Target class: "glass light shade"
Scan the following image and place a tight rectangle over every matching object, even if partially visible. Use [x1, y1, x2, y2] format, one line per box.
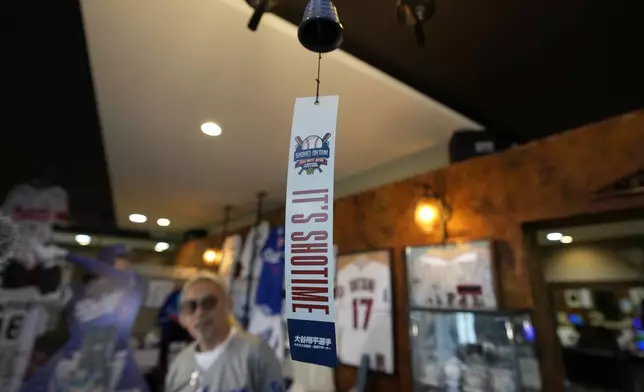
[414, 196, 444, 233]
[203, 248, 223, 265]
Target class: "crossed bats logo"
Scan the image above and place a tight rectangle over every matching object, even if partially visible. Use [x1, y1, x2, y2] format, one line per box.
[293, 133, 332, 175]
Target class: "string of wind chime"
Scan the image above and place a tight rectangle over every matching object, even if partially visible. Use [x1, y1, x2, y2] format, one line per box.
[297, 0, 344, 101]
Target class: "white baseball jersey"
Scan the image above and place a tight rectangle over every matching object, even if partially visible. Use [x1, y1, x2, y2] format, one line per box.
[409, 245, 496, 310]
[230, 278, 254, 324]
[238, 221, 270, 279]
[413, 311, 460, 364]
[289, 360, 335, 392]
[359, 313, 394, 373]
[1, 184, 68, 268]
[247, 307, 284, 361]
[412, 310, 480, 388]
[335, 259, 394, 373]
[219, 234, 242, 287]
[0, 288, 48, 392]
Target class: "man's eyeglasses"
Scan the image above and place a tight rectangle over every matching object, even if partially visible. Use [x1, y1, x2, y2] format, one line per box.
[179, 295, 218, 315]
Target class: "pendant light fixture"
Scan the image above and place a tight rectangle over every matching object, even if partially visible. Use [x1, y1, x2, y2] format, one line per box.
[203, 205, 233, 270]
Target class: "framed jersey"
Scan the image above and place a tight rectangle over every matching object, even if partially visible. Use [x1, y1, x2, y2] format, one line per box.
[335, 249, 395, 374]
[0, 288, 45, 392]
[1, 184, 69, 269]
[406, 240, 498, 311]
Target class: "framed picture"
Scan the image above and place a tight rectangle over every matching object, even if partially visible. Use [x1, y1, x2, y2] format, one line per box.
[335, 249, 395, 374]
[408, 309, 541, 391]
[406, 240, 498, 310]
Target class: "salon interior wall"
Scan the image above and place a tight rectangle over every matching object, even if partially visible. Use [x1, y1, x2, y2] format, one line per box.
[175, 110, 644, 392]
[203, 143, 451, 236]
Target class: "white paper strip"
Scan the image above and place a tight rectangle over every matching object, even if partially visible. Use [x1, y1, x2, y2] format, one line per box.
[284, 96, 339, 368]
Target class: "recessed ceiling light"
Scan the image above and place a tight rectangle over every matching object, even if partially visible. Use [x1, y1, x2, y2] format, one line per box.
[129, 213, 147, 223]
[560, 236, 573, 244]
[154, 242, 170, 252]
[75, 234, 91, 246]
[157, 218, 171, 227]
[546, 232, 563, 241]
[201, 122, 222, 136]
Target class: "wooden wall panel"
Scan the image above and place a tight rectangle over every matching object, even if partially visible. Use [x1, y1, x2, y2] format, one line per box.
[175, 110, 644, 392]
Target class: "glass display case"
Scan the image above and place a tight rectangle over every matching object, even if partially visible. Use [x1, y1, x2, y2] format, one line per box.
[409, 309, 542, 392]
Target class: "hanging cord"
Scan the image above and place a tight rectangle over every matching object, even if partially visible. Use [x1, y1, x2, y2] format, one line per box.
[315, 53, 322, 105]
[242, 192, 266, 329]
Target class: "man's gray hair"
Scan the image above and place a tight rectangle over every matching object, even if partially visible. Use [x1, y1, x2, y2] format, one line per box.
[181, 271, 229, 299]
[180, 271, 241, 328]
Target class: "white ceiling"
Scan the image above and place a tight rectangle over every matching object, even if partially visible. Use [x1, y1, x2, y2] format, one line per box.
[52, 232, 178, 253]
[80, 0, 479, 231]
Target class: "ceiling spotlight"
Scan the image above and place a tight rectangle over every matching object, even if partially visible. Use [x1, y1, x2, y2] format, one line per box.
[75, 234, 91, 246]
[157, 218, 171, 227]
[546, 232, 563, 241]
[129, 213, 147, 223]
[560, 236, 573, 244]
[201, 122, 222, 136]
[154, 242, 170, 252]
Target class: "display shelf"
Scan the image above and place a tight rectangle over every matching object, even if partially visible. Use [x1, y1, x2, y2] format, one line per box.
[409, 309, 542, 392]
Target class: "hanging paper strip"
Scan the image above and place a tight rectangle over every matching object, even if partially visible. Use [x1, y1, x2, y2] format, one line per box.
[284, 96, 339, 368]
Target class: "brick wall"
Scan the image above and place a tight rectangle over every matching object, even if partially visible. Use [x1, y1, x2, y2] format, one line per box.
[175, 109, 644, 391]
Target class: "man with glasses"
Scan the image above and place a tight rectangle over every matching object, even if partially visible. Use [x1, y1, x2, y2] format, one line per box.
[166, 272, 284, 392]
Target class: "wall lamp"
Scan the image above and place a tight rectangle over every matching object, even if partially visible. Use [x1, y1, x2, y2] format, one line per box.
[414, 184, 451, 241]
[203, 205, 232, 269]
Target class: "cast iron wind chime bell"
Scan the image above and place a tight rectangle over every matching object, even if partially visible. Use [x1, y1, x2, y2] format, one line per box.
[298, 0, 344, 53]
[246, 0, 344, 55]
[396, 0, 436, 47]
[246, 0, 344, 103]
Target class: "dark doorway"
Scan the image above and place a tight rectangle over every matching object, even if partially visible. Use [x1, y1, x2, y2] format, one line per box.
[524, 211, 644, 392]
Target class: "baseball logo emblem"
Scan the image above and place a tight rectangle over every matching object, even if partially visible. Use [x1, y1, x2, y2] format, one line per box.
[293, 133, 332, 175]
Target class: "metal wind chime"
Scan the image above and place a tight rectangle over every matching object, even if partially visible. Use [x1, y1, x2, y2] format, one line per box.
[247, 0, 344, 99]
[296, 0, 344, 54]
[247, 0, 344, 54]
